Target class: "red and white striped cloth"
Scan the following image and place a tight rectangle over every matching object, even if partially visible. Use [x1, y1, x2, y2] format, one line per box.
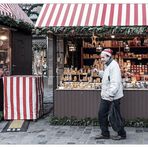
[35, 3, 148, 27]
[3, 76, 44, 120]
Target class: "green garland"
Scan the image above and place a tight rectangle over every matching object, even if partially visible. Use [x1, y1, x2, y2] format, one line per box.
[34, 26, 148, 38]
[0, 15, 34, 33]
[49, 116, 148, 127]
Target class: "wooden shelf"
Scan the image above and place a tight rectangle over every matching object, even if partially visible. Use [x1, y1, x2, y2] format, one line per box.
[83, 58, 98, 60]
[103, 46, 148, 49]
[81, 45, 148, 68]
[123, 57, 148, 60]
[83, 47, 96, 49]
[63, 73, 88, 76]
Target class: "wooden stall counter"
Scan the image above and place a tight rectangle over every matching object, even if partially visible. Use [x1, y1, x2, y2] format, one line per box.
[54, 89, 148, 120]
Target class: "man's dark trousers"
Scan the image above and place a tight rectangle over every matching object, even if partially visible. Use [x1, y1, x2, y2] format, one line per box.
[98, 98, 126, 137]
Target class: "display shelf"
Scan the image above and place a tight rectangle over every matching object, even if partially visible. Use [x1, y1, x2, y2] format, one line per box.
[123, 57, 148, 59]
[83, 58, 100, 59]
[81, 47, 100, 67]
[102, 46, 148, 49]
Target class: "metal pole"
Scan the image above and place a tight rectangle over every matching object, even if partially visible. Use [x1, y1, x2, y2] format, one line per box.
[53, 35, 57, 116]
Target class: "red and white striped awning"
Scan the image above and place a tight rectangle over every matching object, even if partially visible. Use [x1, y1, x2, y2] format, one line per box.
[35, 3, 148, 27]
[0, 4, 33, 25]
[0, 4, 14, 18]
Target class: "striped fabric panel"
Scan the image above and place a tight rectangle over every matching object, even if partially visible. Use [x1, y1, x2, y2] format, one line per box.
[35, 3, 148, 27]
[3, 76, 43, 120]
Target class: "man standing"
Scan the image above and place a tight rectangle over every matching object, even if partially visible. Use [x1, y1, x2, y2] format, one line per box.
[94, 49, 126, 140]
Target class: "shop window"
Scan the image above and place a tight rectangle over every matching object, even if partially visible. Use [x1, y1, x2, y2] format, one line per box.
[0, 28, 11, 75]
[33, 49, 47, 76]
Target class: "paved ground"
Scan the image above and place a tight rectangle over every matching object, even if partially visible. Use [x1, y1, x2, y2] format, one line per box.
[0, 87, 148, 144]
[1, 114, 148, 144]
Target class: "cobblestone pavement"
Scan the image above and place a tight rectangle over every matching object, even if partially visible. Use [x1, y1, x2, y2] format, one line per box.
[0, 87, 148, 144]
[1, 114, 148, 144]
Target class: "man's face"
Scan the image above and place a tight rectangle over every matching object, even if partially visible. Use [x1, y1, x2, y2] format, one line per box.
[100, 53, 110, 64]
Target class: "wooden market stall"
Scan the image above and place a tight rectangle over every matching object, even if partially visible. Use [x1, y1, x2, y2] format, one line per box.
[0, 4, 44, 120]
[35, 3, 148, 120]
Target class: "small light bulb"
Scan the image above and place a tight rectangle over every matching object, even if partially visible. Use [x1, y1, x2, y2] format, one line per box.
[111, 35, 115, 39]
[0, 35, 8, 40]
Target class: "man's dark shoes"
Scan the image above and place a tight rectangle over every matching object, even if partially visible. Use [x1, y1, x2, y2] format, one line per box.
[112, 135, 126, 140]
[95, 135, 110, 139]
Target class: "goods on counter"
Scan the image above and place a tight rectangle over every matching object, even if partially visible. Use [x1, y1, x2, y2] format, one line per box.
[58, 81, 101, 89]
[59, 67, 101, 89]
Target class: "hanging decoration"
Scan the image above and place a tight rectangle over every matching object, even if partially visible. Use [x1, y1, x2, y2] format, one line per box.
[91, 32, 98, 47]
[64, 46, 69, 65]
[68, 43, 76, 52]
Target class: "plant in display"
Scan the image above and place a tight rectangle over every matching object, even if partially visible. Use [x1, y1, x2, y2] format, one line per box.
[48, 116, 148, 127]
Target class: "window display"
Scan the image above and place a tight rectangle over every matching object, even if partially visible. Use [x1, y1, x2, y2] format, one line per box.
[33, 50, 47, 76]
[0, 28, 11, 76]
[57, 38, 148, 90]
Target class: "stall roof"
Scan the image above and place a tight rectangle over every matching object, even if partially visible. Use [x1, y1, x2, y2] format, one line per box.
[35, 3, 148, 27]
[0, 4, 33, 25]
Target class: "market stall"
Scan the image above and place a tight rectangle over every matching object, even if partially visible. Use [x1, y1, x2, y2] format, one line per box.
[35, 3, 148, 120]
[0, 4, 38, 120]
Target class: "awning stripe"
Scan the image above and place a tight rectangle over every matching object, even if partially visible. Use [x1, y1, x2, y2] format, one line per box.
[126, 4, 130, 26]
[81, 4, 89, 26]
[85, 4, 92, 26]
[69, 4, 78, 26]
[77, 4, 85, 26]
[134, 4, 138, 25]
[93, 4, 99, 26]
[61, 4, 70, 26]
[117, 4, 122, 26]
[109, 4, 114, 26]
[74, 4, 82, 26]
[104, 4, 110, 26]
[97, 4, 103, 26]
[146, 4, 148, 26]
[100, 4, 107, 26]
[142, 4, 146, 25]
[46, 4, 56, 27]
[138, 4, 143, 26]
[130, 4, 134, 25]
[38, 4, 49, 27]
[53, 4, 64, 26]
[35, 3, 148, 27]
